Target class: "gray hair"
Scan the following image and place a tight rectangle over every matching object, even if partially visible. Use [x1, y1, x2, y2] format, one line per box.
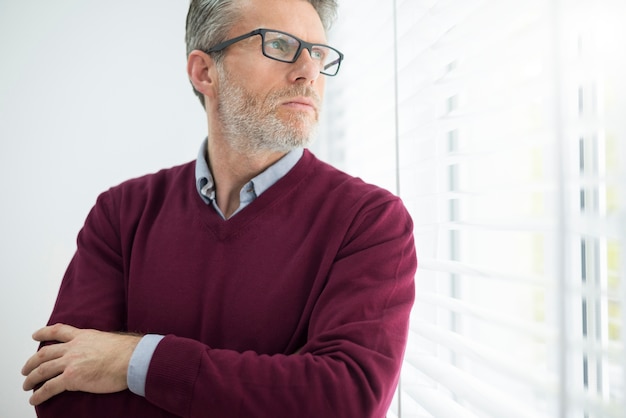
[185, 0, 338, 107]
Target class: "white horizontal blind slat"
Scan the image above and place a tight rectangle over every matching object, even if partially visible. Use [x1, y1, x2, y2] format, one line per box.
[407, 354, 549, 418]
[408, 322, 558, 393]
[414, 292, 624, 361]
[415, 291, 553, 339]
[401, 386, 480, 418]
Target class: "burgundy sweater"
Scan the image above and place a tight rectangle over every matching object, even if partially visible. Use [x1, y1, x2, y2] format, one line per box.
[37, 150, 417, 418]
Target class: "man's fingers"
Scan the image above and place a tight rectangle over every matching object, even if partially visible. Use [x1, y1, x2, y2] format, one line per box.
[22, 325, 137, 403]
[22, 355, 65, 392]
[21, 342, 64, 376]
[32, 323, 78, 343]
[28, 374, 67, 406]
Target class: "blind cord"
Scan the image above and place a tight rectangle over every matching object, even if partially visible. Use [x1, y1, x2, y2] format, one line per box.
[550, 0, 571, 416]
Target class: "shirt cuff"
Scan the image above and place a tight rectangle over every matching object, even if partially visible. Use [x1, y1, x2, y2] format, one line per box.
[127, 334, 165, 397]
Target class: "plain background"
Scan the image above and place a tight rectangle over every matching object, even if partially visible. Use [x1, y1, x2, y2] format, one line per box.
[0, 2, 210, 416]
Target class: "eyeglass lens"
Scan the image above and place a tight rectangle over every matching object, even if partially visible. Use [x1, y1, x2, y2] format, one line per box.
[262, 31, 341, 76]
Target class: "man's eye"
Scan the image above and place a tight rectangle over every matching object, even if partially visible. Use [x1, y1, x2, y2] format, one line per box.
[266, 39, 290, 52]
[311, 48, 326, 60]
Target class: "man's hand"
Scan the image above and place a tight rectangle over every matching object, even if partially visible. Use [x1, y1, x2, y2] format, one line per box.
[21, 323, 141, 406]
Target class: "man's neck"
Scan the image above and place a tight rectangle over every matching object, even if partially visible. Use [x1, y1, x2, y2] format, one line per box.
[207, 136, 286, 219]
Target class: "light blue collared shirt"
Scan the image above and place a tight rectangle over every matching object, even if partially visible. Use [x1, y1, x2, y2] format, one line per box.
[127, 139, 303, 396]
[195, 138, 304, 218]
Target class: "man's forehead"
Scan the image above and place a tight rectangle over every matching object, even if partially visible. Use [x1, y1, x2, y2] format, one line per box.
[233, 0, 326, 40]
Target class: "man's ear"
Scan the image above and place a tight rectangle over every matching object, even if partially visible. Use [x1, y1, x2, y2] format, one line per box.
[187, 50, 219, 99]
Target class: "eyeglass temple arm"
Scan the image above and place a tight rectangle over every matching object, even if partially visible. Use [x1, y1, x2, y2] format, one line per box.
[323, 58, 341, 72]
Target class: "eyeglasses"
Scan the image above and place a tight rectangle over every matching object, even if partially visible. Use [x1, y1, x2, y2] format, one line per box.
[205, 28, 344, 76]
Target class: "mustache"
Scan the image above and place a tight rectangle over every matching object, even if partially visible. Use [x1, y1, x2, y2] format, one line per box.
[268, 86, 322, 108]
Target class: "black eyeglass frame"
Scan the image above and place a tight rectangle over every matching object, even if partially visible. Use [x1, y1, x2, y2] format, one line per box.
[204, 28, 344, 76]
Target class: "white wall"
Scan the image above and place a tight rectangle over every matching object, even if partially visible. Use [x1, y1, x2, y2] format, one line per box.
[0, 2, 206, 416]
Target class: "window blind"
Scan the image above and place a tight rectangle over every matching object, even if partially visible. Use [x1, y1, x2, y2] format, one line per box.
[316, 0, 626, 416]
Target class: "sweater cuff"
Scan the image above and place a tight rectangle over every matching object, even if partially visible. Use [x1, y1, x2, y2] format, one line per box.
[127, 334, 164, 396]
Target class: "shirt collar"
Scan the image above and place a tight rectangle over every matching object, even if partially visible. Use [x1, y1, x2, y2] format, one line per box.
[195, 137, 303, 205]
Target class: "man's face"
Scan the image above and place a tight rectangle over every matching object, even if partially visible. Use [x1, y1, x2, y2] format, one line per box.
[215, 63, 322, 154]
[213, 0, 328, 154]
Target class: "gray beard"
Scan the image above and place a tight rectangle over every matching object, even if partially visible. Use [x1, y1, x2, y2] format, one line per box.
[215, 66, 320, 155]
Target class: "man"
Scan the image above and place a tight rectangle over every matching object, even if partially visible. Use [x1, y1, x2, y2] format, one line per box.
[21, 0, 417, 417]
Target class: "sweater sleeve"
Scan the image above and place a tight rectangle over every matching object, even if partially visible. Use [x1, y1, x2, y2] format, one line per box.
[34, 191, 173, 417]
[144, 195, 417, 418]
[44, 191, 127, 331]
